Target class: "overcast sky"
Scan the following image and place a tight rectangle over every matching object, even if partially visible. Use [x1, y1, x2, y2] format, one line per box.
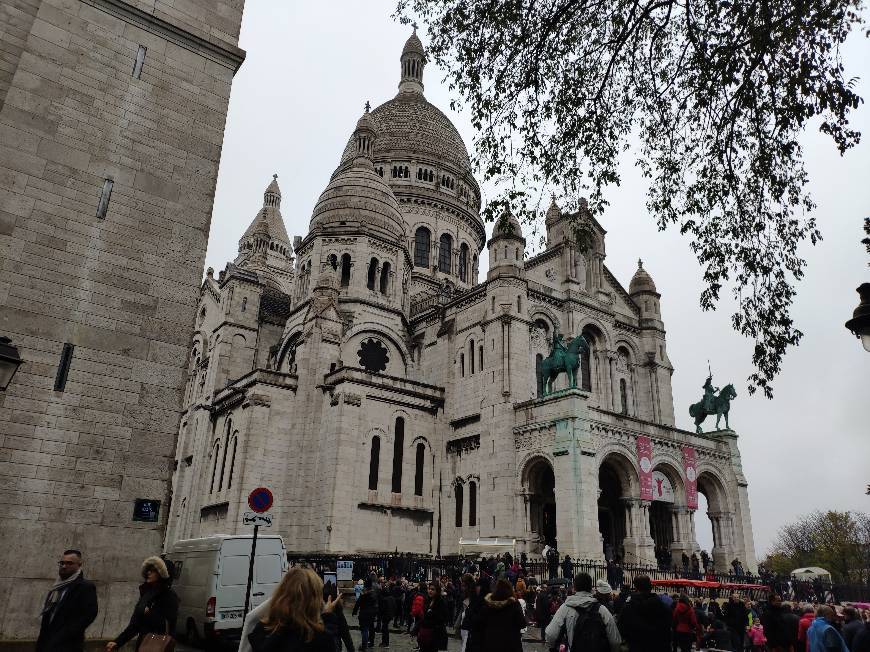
[206, 2, 870, 560]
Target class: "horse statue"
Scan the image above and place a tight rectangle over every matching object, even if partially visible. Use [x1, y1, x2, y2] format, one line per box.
[688, 381, 737, 434]
[539, 333, 589, 396]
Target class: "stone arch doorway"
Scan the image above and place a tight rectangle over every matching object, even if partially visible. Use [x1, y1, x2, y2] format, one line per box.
[696, 471, 732, 571]
[525, 458, 557, 548]
[649, 464, 683, 568]
[598, 452, 636, 562]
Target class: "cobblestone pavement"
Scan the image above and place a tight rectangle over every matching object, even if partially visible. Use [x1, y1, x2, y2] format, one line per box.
[176, 622, 548, 651]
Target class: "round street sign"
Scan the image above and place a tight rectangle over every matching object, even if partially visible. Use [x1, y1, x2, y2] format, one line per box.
[248, 487, 273, 513]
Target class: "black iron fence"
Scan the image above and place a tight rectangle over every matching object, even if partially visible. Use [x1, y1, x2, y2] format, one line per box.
[286, 553, 870, 603]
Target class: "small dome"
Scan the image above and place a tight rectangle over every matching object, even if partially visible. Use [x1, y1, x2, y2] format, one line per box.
[546, 196, 561, 225]
[629, 259, 657, 294]
[310, 164, 405, 239]
[402, 30, 425, 56]
[495, 211, 523, 238]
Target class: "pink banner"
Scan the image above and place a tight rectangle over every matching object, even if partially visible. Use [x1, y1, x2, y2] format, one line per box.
[682, 446, 698, 509]
[636, 436, 653, 501]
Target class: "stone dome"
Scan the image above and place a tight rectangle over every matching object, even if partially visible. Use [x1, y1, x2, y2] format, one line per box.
[493, 211, 524, 240]
[338, 92, 473, 173]
[629, 259, 657, 294]
[402, 30, 425, 56]
[310, 161, 405, 239]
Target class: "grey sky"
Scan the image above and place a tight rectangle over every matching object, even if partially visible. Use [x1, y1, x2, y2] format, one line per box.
[206, 2, 870, 560]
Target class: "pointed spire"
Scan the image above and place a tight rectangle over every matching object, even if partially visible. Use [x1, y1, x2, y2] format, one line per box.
[546, 194, 561, 224]
[264, 173, 281, 208]
[399, 28, 426, 94]
[351, 105, 376, 167]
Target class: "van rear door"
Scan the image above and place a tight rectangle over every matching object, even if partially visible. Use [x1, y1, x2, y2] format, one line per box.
[215, 538, 284, 630]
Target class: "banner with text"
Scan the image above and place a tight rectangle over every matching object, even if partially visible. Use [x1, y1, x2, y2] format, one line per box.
[682, 446, 698, 509]
[636, 436, 653, 501]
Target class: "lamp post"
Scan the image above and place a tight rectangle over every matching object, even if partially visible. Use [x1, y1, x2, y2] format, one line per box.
[0, 337, 24, 390]
[845, 283, 870, 353]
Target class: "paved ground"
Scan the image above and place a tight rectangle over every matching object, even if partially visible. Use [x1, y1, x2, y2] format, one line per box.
[176, 620, 549, 651]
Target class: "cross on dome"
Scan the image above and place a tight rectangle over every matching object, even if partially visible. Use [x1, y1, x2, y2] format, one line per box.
[364, 100, 371, 113]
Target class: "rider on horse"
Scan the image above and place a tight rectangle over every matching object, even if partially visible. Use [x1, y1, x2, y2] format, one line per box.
[551, 332, 568, 359]
[702, 375, 719, 414]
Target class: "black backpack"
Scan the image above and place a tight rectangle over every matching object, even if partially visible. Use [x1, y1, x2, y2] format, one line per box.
[569, 601, 609, 652]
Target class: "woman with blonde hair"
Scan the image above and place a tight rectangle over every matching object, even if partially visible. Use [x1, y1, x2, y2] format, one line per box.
[246, 567, 338, 652]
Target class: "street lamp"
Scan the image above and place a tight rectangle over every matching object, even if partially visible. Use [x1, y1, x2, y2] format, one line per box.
[0, 336, 24, 390]
[845, 283, 870, 353]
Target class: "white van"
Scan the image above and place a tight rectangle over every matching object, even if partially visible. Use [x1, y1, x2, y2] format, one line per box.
[168, 535, 287, 646]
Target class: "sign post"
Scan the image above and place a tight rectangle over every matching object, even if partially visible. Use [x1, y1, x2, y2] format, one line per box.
[243, 487, 273, 623]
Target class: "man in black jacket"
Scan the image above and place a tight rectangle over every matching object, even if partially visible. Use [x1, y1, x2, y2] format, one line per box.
[723, 593, 748, 651]
[617, 575, 672, 652]
[37, 549, 98, 652]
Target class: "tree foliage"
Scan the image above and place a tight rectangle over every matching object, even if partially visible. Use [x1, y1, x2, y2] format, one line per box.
[764, 510, 870, 583]
[396, 0, 866, 396]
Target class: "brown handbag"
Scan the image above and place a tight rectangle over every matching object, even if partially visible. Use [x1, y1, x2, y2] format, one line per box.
[138, 617, 175, 652]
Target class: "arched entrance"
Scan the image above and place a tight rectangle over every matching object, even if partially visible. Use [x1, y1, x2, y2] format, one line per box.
[526, 458, 557, 548]
[598, 453, 637, 561]
[695, 471, 732, 572]
[649, 466, 679, 568]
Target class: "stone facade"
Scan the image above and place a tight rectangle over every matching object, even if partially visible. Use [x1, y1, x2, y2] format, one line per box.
[0, 0, 245, 640]
[167, 33, 757, 593]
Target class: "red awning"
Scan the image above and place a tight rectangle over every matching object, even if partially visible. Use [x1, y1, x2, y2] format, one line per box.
[651, 578, 769, 591]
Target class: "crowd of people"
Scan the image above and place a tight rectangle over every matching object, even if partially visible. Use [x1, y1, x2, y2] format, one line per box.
[33, 546, 870, 652]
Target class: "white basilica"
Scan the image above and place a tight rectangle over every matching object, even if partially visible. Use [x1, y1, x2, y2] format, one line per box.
[165, 31, 757, 572]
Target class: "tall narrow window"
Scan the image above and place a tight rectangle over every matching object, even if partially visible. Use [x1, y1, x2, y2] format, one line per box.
[469, 481, 477, 526]
[391, 418, 404, 493]
[227, 435, 238, 489]
[455, 483, 464, 527]
[414, 443, 425, 496]
[620, 378, 628, 415]
[438, 234, 452, 273]
[414, 227, 430, 268]
[469, 339, 475, 374]
[380, 262, 391, 294]
[340, 253, 351, 287]
[367, 258, 378, 290]
[459, 243, 468, 282]
[581, 338, 592, 391]
[479, 345, 484, 370]
[536, 354, 544, 397]
[209, 442, 220, 494]
[96, 179, 113, 219]
[368, 436, 381, 491]
[54, 343, 74, 391]
[132, 45, 147, 78]
[460, 353, 465, 377]
[218, 420, 231, 491]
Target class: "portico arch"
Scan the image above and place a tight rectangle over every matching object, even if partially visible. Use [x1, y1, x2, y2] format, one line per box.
[597, 451, 639, 562]
[649, 461, 685, 568]
[521, 456, 557, 549]
[695, 469, 734, 572]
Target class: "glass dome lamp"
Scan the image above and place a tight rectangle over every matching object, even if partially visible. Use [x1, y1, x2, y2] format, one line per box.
[845, 283, 870, 353]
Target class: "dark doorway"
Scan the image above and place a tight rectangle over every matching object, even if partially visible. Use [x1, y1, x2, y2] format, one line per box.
[528, 460, 557, 548]
[598, 461, 627, 561]
[649, 500, 674, 568]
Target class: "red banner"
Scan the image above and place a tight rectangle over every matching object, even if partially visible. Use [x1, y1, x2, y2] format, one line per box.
[636, 436, 653, 501]
[682, 446, 698, 509]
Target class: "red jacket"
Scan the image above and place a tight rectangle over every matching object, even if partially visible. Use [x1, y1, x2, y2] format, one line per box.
[798, 612, 815, 651]
[673, 602, 701, 635]
[411, 594, 425, 618]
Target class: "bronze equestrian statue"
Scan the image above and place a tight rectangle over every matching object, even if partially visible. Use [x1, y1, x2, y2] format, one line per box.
[689, 375, 737, 433]
[539, 332, 589, 396]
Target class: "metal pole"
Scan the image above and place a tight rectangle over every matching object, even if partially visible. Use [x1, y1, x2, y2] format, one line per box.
[243, 524, 259, 623]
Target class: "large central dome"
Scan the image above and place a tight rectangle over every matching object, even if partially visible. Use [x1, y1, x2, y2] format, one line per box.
[338, 91, 473, 173]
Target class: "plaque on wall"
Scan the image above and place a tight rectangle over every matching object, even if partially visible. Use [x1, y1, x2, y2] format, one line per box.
[132, 499, 161, 522]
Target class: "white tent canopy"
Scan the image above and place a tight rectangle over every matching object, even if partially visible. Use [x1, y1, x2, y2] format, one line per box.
[458, 537, 516, 556]
[791, 566, 832, 580]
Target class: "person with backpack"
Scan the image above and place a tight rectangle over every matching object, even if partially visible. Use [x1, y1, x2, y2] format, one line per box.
[545, 573, 621, 652]
[617, 575, 672, 652]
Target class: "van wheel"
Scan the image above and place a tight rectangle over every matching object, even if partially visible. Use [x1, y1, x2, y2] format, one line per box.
[186, 619, 201, 648]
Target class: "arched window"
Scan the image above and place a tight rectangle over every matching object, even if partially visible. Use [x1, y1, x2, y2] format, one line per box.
[404, 166, 409, 178]
[368, 436, 380, 491]
[469, 481, 477, 526]
[417, 167, 422, 180]
[328, 253, 338, 270]
[414, 443, 425, 496]
[469, 339, 475, 374]
[479, 345, 484, 370]
[391, 418, 404, 493]
[459, 243, 468, 282]
[455, 483, 464, 527]
[367, 257, 378, 290]
[517, 295, 522, 313]
[414, 228, 430, 268]
[209, 442, 220, 494]
[340, 254, 351, 287]
[581, 329, 593, 391]
[380, 262, 390, 294]
[460, 353, 465, 377]
[227, 434, 238, 489]
[438, 234, 452, 273]
[620, 378, 628, 415]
